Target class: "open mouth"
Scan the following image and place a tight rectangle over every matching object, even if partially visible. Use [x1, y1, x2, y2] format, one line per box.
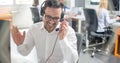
[48, 23, 54, 27]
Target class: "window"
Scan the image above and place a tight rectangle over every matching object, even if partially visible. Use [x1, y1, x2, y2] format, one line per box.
[90, 0, 100, 5]
[16, 0, 33, 4]
[0, 0, 13, 5]
[0, 0, 33, 5]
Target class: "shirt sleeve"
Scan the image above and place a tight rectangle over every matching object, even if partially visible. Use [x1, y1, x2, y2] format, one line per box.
[58, 26, 78, 63]
[104, 9, 116, 24]
[17, 27, 35, 56]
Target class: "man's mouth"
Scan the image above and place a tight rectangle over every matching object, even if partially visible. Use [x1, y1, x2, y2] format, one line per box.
[48, 23, 54, 27]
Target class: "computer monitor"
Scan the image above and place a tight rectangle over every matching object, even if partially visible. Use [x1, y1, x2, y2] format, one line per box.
[108, 0, 119, 11]
[90, 0, 100, 5]
[0, 20, 10, 63]
[112, 0, 119, 11]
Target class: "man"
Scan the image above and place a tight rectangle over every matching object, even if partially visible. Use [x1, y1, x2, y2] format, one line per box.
[12, 0, 78, 63]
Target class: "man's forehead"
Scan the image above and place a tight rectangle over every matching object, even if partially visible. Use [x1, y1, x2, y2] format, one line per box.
[45, 7, 62, 13]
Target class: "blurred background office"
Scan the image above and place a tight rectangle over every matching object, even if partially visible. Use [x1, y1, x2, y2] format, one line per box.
[0, 0, 120, 63]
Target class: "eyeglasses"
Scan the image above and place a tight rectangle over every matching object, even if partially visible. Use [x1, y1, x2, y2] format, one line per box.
[44, 14, 60, 22]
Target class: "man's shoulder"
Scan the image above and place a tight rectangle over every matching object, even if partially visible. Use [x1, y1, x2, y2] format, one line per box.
[68, 25, 75, 32]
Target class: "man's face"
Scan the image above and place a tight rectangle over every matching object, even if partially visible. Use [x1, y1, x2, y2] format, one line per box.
[43, 7, 62, 32]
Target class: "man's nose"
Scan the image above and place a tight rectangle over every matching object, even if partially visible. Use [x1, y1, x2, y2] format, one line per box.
[49, 19, 55, 24]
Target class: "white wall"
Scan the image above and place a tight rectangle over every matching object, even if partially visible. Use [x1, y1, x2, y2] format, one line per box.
[85, 0, 99, 10]
[12, 5, 33, 28]
[11, 0, 46, 28]
[65, 0, 75, 8]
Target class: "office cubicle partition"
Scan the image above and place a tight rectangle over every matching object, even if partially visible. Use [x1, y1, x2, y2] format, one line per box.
[0, 20, 10, 63]
[114, 28, 120, 58]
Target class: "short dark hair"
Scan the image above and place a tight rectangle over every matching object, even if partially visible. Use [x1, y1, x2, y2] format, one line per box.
[44, 0, 64, 10]
[40, 0, 64, 16]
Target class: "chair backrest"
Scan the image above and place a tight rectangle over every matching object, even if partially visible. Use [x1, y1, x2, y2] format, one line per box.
[83, 8, 98, 32]
[30, 7, 41, 23]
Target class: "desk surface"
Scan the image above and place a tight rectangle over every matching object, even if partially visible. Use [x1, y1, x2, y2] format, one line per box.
[0, 7, 12, 30]
[111, 22, 120, 27]
[0, 14, 12, 20]
[0, 7, 12, 21]
[105, 22, 120, 52]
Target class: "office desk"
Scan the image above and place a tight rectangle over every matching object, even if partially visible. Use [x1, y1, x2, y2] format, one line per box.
[0, 7, 12, 30]
[105, 22, 120, 53]
[69, 15, 85, 32]
[74, 15, 85, 33]
[111, 22, 120, 31]
[0, 13, 12, 20]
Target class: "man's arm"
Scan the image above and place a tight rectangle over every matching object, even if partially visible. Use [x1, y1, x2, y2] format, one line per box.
[12, 26, 26, 46]
[17, 26, 35, 56]
[59, 26, 78, 63]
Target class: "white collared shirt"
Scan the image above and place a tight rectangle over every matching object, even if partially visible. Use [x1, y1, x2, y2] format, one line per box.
[17, 22, 78, 63]
[97, 8, 116, 32]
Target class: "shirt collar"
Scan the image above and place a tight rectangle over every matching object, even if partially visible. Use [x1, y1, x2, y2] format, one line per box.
[40, 22, 61, 32]
[40, 22, 44, 30]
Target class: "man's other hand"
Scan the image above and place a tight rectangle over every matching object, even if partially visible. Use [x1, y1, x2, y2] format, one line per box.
[58, 20, 68, 40]
[12, 26, 26, 46]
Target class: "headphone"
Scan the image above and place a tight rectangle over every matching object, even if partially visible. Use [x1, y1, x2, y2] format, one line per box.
[40, 0, 64, 22]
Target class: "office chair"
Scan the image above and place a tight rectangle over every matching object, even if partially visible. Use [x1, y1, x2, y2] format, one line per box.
[30, 7, 42, 23]
[75, 32, 83, 55]
[75, 32, 83, 63]
[83, 8, 112, 57]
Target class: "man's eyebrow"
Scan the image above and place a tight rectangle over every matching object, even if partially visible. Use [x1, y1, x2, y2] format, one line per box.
[45, 14, 60, 18]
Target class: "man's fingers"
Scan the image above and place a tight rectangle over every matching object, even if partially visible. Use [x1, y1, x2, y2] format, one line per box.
[12, 26, 17, 38]
[12, 26, 16, 34]
[12, 26, 20, 40]
[61, 20, 68, 26]
[13, 26, 17, 33]
[15, 26, 19, 33]
[15, 26, 22, 36]
[11, 26, 26, 45]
